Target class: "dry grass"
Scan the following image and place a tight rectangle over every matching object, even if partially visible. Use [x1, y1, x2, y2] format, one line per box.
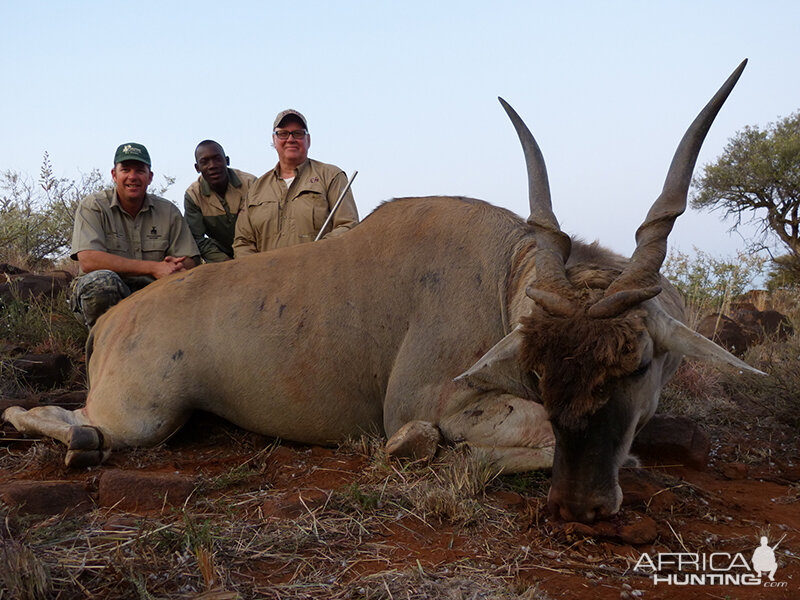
[2, 422, 793, 599]
[0, 249, 42, 274]
[0, 286, 87, 402]
[310, 566, 553, 599]
[764, 287, 800, 315]
[728, 328, 800, 428]
[659, 301, 800, 481]
[659, 360, 742, 427]
[662, 292, 800, 430]
[681, 287, 735, 331]
[0, 539, 52, 599]
[0, 437, 563, 599]
[0, 438, 68, 476]
[0, 288, 86, 356]
[331, 443, 511, 526]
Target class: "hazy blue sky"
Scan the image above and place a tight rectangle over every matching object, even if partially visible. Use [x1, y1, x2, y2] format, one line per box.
[2, 1, 798, 259]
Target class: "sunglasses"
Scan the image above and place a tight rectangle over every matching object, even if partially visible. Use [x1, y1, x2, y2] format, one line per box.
[273, 129, 308, 140]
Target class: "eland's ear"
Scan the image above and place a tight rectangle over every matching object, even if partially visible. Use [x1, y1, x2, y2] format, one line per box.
[454, 325, 538, 399]
[648, 309, 766, 375]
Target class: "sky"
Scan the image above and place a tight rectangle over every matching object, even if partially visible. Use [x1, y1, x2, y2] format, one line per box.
[2, 1, 798, 260]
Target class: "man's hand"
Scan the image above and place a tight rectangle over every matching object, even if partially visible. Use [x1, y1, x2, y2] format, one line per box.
[152, 256, 193, 279]
[174, 256, 197, 269]
[77, 250, 197, 279]
[151, 257, 183, 279]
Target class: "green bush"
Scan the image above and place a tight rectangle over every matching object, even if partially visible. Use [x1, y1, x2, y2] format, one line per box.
[0, 153, 107, 268]
[662, 247, 766, 325]
[765, 254, 800, 290]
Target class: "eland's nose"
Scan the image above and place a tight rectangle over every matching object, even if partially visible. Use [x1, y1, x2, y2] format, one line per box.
[547, 485, 622, 524]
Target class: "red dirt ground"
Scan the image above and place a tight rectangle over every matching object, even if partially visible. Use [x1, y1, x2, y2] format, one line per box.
[2, 406, 798, 599]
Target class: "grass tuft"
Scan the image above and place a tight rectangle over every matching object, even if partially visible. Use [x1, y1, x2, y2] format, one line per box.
[0, 288, 86, 355]
[0, 539, 52, 599]
[727, 328, 800, 428]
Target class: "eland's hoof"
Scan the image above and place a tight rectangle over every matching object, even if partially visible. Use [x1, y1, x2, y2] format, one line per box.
[65, 449, 104, 468]
[67, 425, 103, 451]
[386, 420, 441, 460]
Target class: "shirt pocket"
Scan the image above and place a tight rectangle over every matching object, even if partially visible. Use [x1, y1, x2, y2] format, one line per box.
[142, 238, 169, 261]
[250, 197, 281, 238]
[295, 191, 329, 239]
[106, 232, 130, 257]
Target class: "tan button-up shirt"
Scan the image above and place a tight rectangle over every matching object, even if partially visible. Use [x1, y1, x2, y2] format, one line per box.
[71, 188, 199, 274]
[184, 168, 256, 262]
[233, 159, 358, 256]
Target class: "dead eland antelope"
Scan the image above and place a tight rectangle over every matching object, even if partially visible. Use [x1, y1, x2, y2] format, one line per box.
[4, 60, 759, 523]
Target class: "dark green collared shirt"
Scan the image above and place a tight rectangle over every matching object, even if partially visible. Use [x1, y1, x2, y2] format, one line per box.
[184, 168, 256, 262]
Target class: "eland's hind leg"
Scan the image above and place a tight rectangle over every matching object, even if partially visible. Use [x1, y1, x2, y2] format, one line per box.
[2, 405, 110, 467]
[4, 384, 192, 468]
[82, 382, 193, 452]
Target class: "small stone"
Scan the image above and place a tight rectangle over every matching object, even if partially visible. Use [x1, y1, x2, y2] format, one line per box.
[261, 489, 328, 518]
[385, 420, 440, 460]
[632, 414, 710, 470]
[492, 490, 525, 509]
[591, 520, 617, 538]
[98, 470, 195, 512]
[620, 468, 678, 511]
[618, 514, 657, 545]
[9, 353, 71, 388]
[719, 462, 748, 480]
[0, 480, 92, 516]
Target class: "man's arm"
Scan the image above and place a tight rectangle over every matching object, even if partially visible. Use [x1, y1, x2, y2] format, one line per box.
[77, 250, 189, 279]
[184, 192, 229, 262]
[232, 204, 258, 257]
[323, 170, 359, 239]
[164, 202, 201, 266]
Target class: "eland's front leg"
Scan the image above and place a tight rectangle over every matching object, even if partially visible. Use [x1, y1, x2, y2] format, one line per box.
[438, 394, 555, 472]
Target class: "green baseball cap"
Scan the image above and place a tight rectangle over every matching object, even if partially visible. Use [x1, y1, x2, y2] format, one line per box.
[114, 142, 151, 166]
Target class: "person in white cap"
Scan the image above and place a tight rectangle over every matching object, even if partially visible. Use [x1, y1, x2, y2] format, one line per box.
[233, 109, 358, 256]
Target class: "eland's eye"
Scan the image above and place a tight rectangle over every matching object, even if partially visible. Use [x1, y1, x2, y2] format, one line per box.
[632, 361, 651, 377]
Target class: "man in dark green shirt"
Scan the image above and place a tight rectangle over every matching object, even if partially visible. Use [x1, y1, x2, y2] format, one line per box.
[184, 140, 256, 262]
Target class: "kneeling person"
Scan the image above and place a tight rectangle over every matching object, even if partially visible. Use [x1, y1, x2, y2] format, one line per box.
[184, 140, 255, 262]
[70, 143, 200, 327]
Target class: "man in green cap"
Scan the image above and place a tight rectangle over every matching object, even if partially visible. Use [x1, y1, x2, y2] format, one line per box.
[184, 140, 256, 262]
[69, 142, 200, 327]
